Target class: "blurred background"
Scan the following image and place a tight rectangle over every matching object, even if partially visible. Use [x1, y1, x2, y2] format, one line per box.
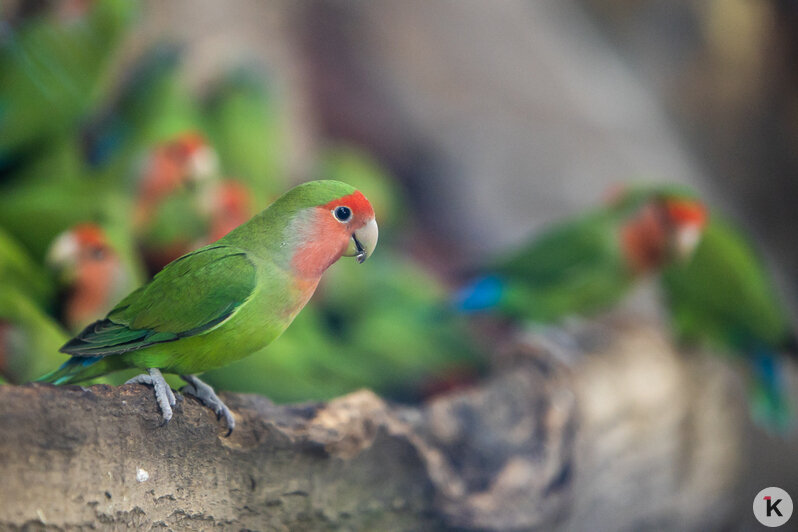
[2, 0, 798, 529]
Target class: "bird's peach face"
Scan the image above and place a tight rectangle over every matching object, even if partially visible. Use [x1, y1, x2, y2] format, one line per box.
[46, 225, 114, 283]
[324, 191, 379, 264]
[289, 191, 378, 278]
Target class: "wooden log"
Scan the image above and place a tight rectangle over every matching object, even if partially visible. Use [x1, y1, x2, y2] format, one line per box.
[0, 318, 746, 530]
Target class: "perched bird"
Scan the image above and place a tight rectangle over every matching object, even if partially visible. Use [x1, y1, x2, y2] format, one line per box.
[0, 287, 68, 384]
[38, 180, 378, 433]
[0, 0, 136, 159]
[204, 69, 289, 208]
[455, 185, 707, 323]
[47, 223, 136, 332]
[660, 216, 797, 431]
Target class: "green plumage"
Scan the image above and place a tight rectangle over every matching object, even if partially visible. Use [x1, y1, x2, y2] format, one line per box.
[660, 217, 796, 430]
[489, 210, 630, 321]
[661, 218, 792, 351]
[457, 184, 700, 323]
[38, 180, 359, 385]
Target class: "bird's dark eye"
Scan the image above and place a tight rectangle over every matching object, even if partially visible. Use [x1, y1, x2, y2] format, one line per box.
[333, 206, 352, 222]
[90, 246, 106, 261]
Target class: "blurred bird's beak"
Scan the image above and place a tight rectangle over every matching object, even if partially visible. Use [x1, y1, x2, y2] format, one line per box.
[675, 223, 703, 260]
[188, 145, 219, 182]
[344, 218, 379, 264]
[46, 232, 79, 281]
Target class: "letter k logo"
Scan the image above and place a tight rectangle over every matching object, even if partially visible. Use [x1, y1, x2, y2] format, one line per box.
[765, 496, 784, 517]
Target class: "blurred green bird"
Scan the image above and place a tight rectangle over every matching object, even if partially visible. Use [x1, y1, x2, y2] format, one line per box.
[660, 216, 798, 432]
[455, 185, 708, 323]
[46, 222, 141, 333]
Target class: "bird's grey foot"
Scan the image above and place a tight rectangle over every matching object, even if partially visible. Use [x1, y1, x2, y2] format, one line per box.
[125, 368, 176, 424]
[181, 374, 235, 435]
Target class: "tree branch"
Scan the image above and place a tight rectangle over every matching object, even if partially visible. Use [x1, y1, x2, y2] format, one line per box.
[0, 318, 746, 530]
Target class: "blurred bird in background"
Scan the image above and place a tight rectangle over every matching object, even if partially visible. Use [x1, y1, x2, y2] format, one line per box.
[454, 185, 708, 323]
[46, 223, 138, 333]
[660, 215, 798, 433]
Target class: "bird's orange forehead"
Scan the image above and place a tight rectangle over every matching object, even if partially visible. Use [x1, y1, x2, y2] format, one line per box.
[72, 224, 107, 248]
[665, 199, 708, 227]
[164, 131, 208, 160]
[322, 191, 374, 220]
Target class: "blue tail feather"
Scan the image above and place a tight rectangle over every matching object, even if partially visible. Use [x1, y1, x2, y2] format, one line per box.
[750, 351, 793, 434]
[453, 275, 505, 313]
[36, 356, 104, 385]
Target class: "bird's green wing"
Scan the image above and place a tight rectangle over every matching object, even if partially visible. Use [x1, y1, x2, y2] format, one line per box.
[661, 218, 792, 350]
[494, 211, 617, 282]
[61, 245, 256, 356]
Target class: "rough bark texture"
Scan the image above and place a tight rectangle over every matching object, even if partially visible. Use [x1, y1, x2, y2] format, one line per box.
[0, 317, 747, 531]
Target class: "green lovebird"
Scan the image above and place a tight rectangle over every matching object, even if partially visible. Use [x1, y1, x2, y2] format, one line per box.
[38, 181, 378, 433]
[455, 185, 708, 323]
[660, 216, 797, 432]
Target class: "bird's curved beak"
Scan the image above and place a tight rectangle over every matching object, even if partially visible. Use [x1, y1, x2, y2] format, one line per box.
[674, 223, 703, 261]
[46, 232, 79, 282]
[188, 145, 220, 183]
[343, 218, 379, 264]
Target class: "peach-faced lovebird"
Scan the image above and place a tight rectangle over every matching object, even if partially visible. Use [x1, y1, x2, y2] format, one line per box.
[38, 181, 378, 433]
[455, 185, 707, 323]
[47, 223, 136, 333]
[660, 216, 797, 432]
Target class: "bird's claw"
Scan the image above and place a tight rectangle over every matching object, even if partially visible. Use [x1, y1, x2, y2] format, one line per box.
[180, 375, 235, 435]
[125, 368, 175, 424]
